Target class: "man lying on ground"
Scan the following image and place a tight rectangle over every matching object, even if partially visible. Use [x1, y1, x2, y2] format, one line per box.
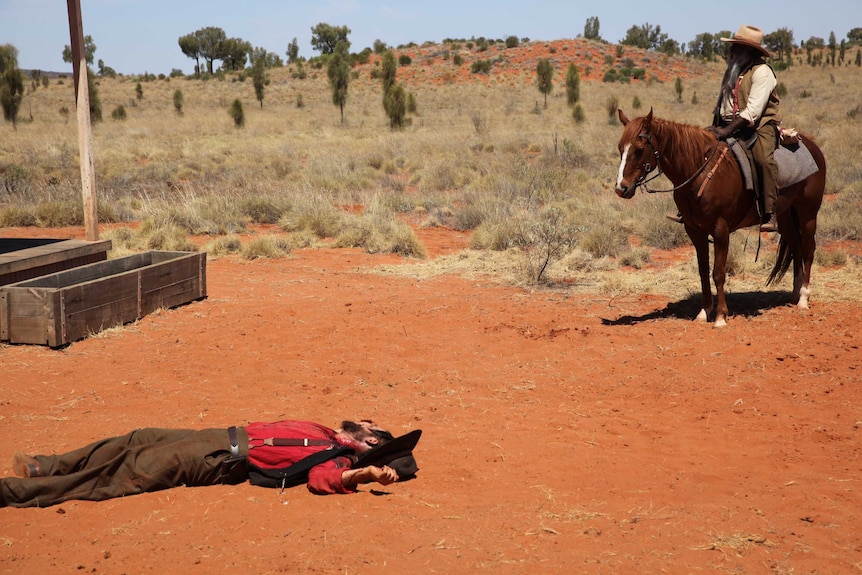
[1, 419, 420, 508]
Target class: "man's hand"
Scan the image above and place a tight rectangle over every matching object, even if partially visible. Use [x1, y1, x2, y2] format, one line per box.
[342, 465, 399, 489]
[709, 116, 748, 141]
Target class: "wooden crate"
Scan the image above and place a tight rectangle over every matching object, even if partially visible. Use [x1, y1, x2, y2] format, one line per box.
[0, 239, 111, 286]
[0, 251, 206, 347]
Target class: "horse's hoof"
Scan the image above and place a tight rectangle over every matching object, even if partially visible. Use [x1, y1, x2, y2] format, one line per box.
[713, 319, 727, 328]
[695, 310, 709, 323]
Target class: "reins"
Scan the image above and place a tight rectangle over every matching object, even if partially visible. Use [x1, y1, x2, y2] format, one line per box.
[635, 131, 723, 194]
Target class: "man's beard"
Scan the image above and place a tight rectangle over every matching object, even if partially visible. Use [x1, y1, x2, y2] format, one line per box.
[340, 420, 365, 435]
[716, 48, 760, 115]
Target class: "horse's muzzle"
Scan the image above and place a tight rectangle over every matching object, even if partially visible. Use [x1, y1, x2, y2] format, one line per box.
[615, 184, 636, 199]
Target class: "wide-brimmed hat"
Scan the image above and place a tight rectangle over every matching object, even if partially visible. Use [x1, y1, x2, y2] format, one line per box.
[721, 25, 770, 57]
[354, 429, 422, 481]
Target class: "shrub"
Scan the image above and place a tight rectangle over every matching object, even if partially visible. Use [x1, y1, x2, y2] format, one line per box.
[398, 54, 412, 66]
[605, 95, 619, 124]
[242, 235, 292, 259]
[35, 200, 84, 227]
[173, 89, 184, 115]
[2, 163, 29, 194]
[229, 98, 244, 127]
[0, 205, 37, 226]
[238, 196, 286, 224]
[111, 104, 127, 120]
[203, 234, 243, 256]
[578, 224, 628, 258]
[603, 69, 619, 83]
[572, 104, 585, 123]
[505, 36, 519, 49]
[471, 60, 493, 74]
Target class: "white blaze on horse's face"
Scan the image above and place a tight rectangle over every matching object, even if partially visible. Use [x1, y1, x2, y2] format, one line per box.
[616, 143, 631, 191]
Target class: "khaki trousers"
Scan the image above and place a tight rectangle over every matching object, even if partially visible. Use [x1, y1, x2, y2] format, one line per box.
[751, 122, 779, 215]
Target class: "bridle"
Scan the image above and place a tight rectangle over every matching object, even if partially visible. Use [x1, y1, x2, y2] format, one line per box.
[633, 130, 722, 194]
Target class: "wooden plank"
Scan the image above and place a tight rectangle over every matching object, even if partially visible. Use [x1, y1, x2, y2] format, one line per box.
[140, 252, 206, 313]
[0, 239, 111, 286]
[1, 251, 207, 346]
[62, 275, 140, 345]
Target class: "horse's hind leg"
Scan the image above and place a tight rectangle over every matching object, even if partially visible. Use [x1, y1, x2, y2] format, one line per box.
[796, 213, 817, 309]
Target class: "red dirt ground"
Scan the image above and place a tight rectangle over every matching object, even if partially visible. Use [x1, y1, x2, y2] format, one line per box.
[1, 225, 861, 574]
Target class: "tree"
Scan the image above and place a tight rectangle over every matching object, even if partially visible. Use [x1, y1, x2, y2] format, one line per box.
[221, 37, 251, 71]
[286, 38, 300, 63]
[373, 39, 387, 54]
[565, 62, 580, 107]
[621, 23, 667, 51]
[381, 50, 397, 93]
[848, 28, 862, 42]
[658, 38, 680, 55]
[687, 32, 716, 59]
[60, 40, 101, 122]
[251, 47, 282, 68]
[536, 58, 553, 108]
[62, 35, 96, 66]
[583, 16, 601, 41]
[251, 57, 267, 108]
[383, 84, 406, 129]
[182, 27, 228, 74]
[0, 44, 25, 129]
[327, 42, 349, 123]
[311, 23, 351, 55]
[764, 28, 795, 64]
[97, 58, 116, 78]
[674, 77, 684, 103]
[828, 31, 837, 66]
[86, 67, 102, 122]
[178, 33, 202, 75]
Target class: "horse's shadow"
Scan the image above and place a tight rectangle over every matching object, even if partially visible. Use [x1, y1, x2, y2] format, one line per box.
[601, 290, 794, 326]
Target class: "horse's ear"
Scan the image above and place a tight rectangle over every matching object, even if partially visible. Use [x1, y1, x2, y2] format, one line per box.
[644, 106, 652, 132]
[618, 109, 630, 126]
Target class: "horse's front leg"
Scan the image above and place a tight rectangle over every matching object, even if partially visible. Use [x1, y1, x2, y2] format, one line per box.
[711, 223, 731, 327]
[686, 226, 713, 322]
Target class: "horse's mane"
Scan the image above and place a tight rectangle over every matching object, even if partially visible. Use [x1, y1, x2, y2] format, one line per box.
[629, 115, 718, 176]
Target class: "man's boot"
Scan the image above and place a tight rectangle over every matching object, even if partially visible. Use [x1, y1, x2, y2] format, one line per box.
[760, 212, 778, 233]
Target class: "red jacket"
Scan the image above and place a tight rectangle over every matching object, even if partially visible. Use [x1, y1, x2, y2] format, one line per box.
[244, 420, 356, 494]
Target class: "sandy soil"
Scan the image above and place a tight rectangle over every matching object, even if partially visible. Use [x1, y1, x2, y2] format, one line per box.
[1, 226, 860, 574]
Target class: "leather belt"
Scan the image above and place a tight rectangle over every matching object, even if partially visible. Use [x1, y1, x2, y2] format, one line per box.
[228, 426, 240, 458]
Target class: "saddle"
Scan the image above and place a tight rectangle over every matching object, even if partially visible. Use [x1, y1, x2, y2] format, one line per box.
[726, 128, 819, 196]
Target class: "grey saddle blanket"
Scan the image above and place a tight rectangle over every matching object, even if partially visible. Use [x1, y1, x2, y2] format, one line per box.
[727, 137, 819, 190]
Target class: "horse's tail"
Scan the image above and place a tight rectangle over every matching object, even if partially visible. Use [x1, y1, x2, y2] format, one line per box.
[767, 237, 792, 286]
[767, 208, 799, 286]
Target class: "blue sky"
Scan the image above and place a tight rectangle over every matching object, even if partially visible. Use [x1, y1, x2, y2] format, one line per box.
[1, 0, 860, 74]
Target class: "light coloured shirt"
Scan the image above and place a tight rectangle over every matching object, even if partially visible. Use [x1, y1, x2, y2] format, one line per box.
[719, 64, 777, 126]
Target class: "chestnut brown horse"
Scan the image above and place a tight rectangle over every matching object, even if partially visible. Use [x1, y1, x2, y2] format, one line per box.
[615, 109, 826, 327]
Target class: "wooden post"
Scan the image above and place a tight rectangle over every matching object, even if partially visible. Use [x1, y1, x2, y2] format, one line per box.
[66, 0, 99, 241]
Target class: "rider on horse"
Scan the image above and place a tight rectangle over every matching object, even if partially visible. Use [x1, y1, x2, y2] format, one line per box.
[670, 25, 782, 233]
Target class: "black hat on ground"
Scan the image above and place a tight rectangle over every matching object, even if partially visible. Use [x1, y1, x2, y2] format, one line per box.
[354, 429, 422, 481]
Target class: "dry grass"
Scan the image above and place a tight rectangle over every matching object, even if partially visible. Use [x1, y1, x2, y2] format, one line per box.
[2, 45, 861, 295]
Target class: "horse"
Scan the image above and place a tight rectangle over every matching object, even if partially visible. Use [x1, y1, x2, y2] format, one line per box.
[614, 109, 826, 327]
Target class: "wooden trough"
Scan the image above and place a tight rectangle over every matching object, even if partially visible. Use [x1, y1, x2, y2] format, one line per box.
[0, 251, 206, 347]
[0, 238, 111, 286]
